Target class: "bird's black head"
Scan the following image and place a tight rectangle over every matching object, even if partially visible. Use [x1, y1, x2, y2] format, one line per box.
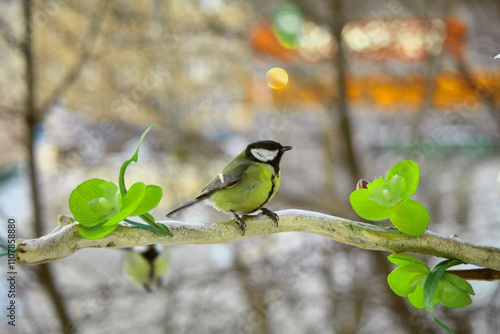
[245, 140, 293, 173]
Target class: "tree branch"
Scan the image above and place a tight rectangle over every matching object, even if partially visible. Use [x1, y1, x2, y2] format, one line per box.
[0, 15, 20, 49]
[38, 0, 111, 114]
[445, 268, 500, 281]
[15, 210, 500, 274]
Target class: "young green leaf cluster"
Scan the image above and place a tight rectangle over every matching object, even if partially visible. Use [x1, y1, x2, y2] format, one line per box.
[350, 160, 429, 236]
[69, 179, 163, 239]
[350, 160, 480, 332]
[68, 125, 171, 240]
[388, 254, 474, 333]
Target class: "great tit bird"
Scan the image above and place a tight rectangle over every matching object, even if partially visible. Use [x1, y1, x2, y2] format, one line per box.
[166, 140, 292, 235]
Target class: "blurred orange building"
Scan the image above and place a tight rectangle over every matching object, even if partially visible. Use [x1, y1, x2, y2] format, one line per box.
[248, 17, 500, 112]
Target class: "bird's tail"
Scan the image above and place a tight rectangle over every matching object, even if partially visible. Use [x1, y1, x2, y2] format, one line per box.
[166, 198, 203, 218]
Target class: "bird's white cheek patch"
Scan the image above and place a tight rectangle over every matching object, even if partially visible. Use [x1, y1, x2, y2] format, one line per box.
[251, 148, 278, 162]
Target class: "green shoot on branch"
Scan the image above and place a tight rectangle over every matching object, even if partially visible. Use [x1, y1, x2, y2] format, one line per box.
[388, 254, 474, 333]
[69, 124, 172, 239]
[350, 160, 429, 236]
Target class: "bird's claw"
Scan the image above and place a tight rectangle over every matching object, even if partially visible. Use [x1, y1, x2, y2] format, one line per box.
[231, 211, 247, 236]
[261, 208, 279, 227]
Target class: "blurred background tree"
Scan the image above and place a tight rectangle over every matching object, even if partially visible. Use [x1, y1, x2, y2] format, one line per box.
[0, 0, 499, 333]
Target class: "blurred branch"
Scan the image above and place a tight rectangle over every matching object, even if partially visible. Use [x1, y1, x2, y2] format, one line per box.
[446, 268, 500, 281]
[22, 0, 41, 239]
[330, 0, 360, 182]
[327, 2, 419, 331]
[15, 211, 500, 276]
[0, 16, 20, 48]
[22, 1, 76, 333]
[410, 2, 453, 143]
[39, 0, 111, 114]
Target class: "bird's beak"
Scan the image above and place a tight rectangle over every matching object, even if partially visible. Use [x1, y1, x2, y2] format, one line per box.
[281, 145, 293, 152]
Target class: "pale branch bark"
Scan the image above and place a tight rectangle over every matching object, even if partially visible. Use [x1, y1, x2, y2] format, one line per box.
[15, 210, 500, 272]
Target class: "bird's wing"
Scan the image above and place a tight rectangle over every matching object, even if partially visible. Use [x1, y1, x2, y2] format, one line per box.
[196, 160, 251, 199]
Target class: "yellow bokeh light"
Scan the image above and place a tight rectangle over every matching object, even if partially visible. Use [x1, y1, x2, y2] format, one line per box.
[266, 67, 288, 89]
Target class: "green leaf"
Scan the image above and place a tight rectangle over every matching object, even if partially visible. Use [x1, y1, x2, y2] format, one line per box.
[387, 255, 474, 332]
[113, 124, 172, 237]
[86, 181, 122, 218]
[368, 175, 407, 208]
[350, 188, 393, 221]
[423, 259, 463, 334]
[385, 174, 406, 203]
[78, 223, 118, 240]
[129, 185, 163, 217]
[387, 254, 431, 308]
[437, 273, 474, 308]
[102, 182, 146, 227]
[88, 198, 112, 216]
[385, 160, 420, 201]
[100, 181, 122, 214]
[69, 179, 112, 227]
[77, 182, 147, 238]
[123, 218, 159, 233]
[437, 278, 472, 309]
[408, 284, 424, 308]
[366, 177, 388, 204]
[391, 200, 430, 236]
[119, 124, 155, 196]
[70, 124, 171, 239]
[441, 273, 475, 295]
[388, 264, 429, 296]
[350, 160, 428, 234]
[388, 254, 428, 267]
[407, 283, 438, 309]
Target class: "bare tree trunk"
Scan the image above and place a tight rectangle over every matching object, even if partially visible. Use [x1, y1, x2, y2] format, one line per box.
[409, 0, 454, 146]
[331, 0, 361, 183]
[329, 1, 435, 333]
[22, 1, 75, 333]
[22, 0, 41, 236]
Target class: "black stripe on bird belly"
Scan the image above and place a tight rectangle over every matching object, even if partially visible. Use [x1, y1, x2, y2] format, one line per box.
[255, 174, 275, 212]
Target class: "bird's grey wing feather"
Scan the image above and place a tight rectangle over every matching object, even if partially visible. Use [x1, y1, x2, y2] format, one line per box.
[196, 173, 243, 198]
[166, 161, 251, 218]
[197, 160, 252, 199]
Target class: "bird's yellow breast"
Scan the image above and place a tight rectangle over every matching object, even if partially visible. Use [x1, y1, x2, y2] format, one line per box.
[210, 163, 280, 214]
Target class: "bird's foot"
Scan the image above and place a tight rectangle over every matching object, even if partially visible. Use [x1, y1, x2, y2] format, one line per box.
[260, 208, 279, 227]
[231, 211, 247, 236]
